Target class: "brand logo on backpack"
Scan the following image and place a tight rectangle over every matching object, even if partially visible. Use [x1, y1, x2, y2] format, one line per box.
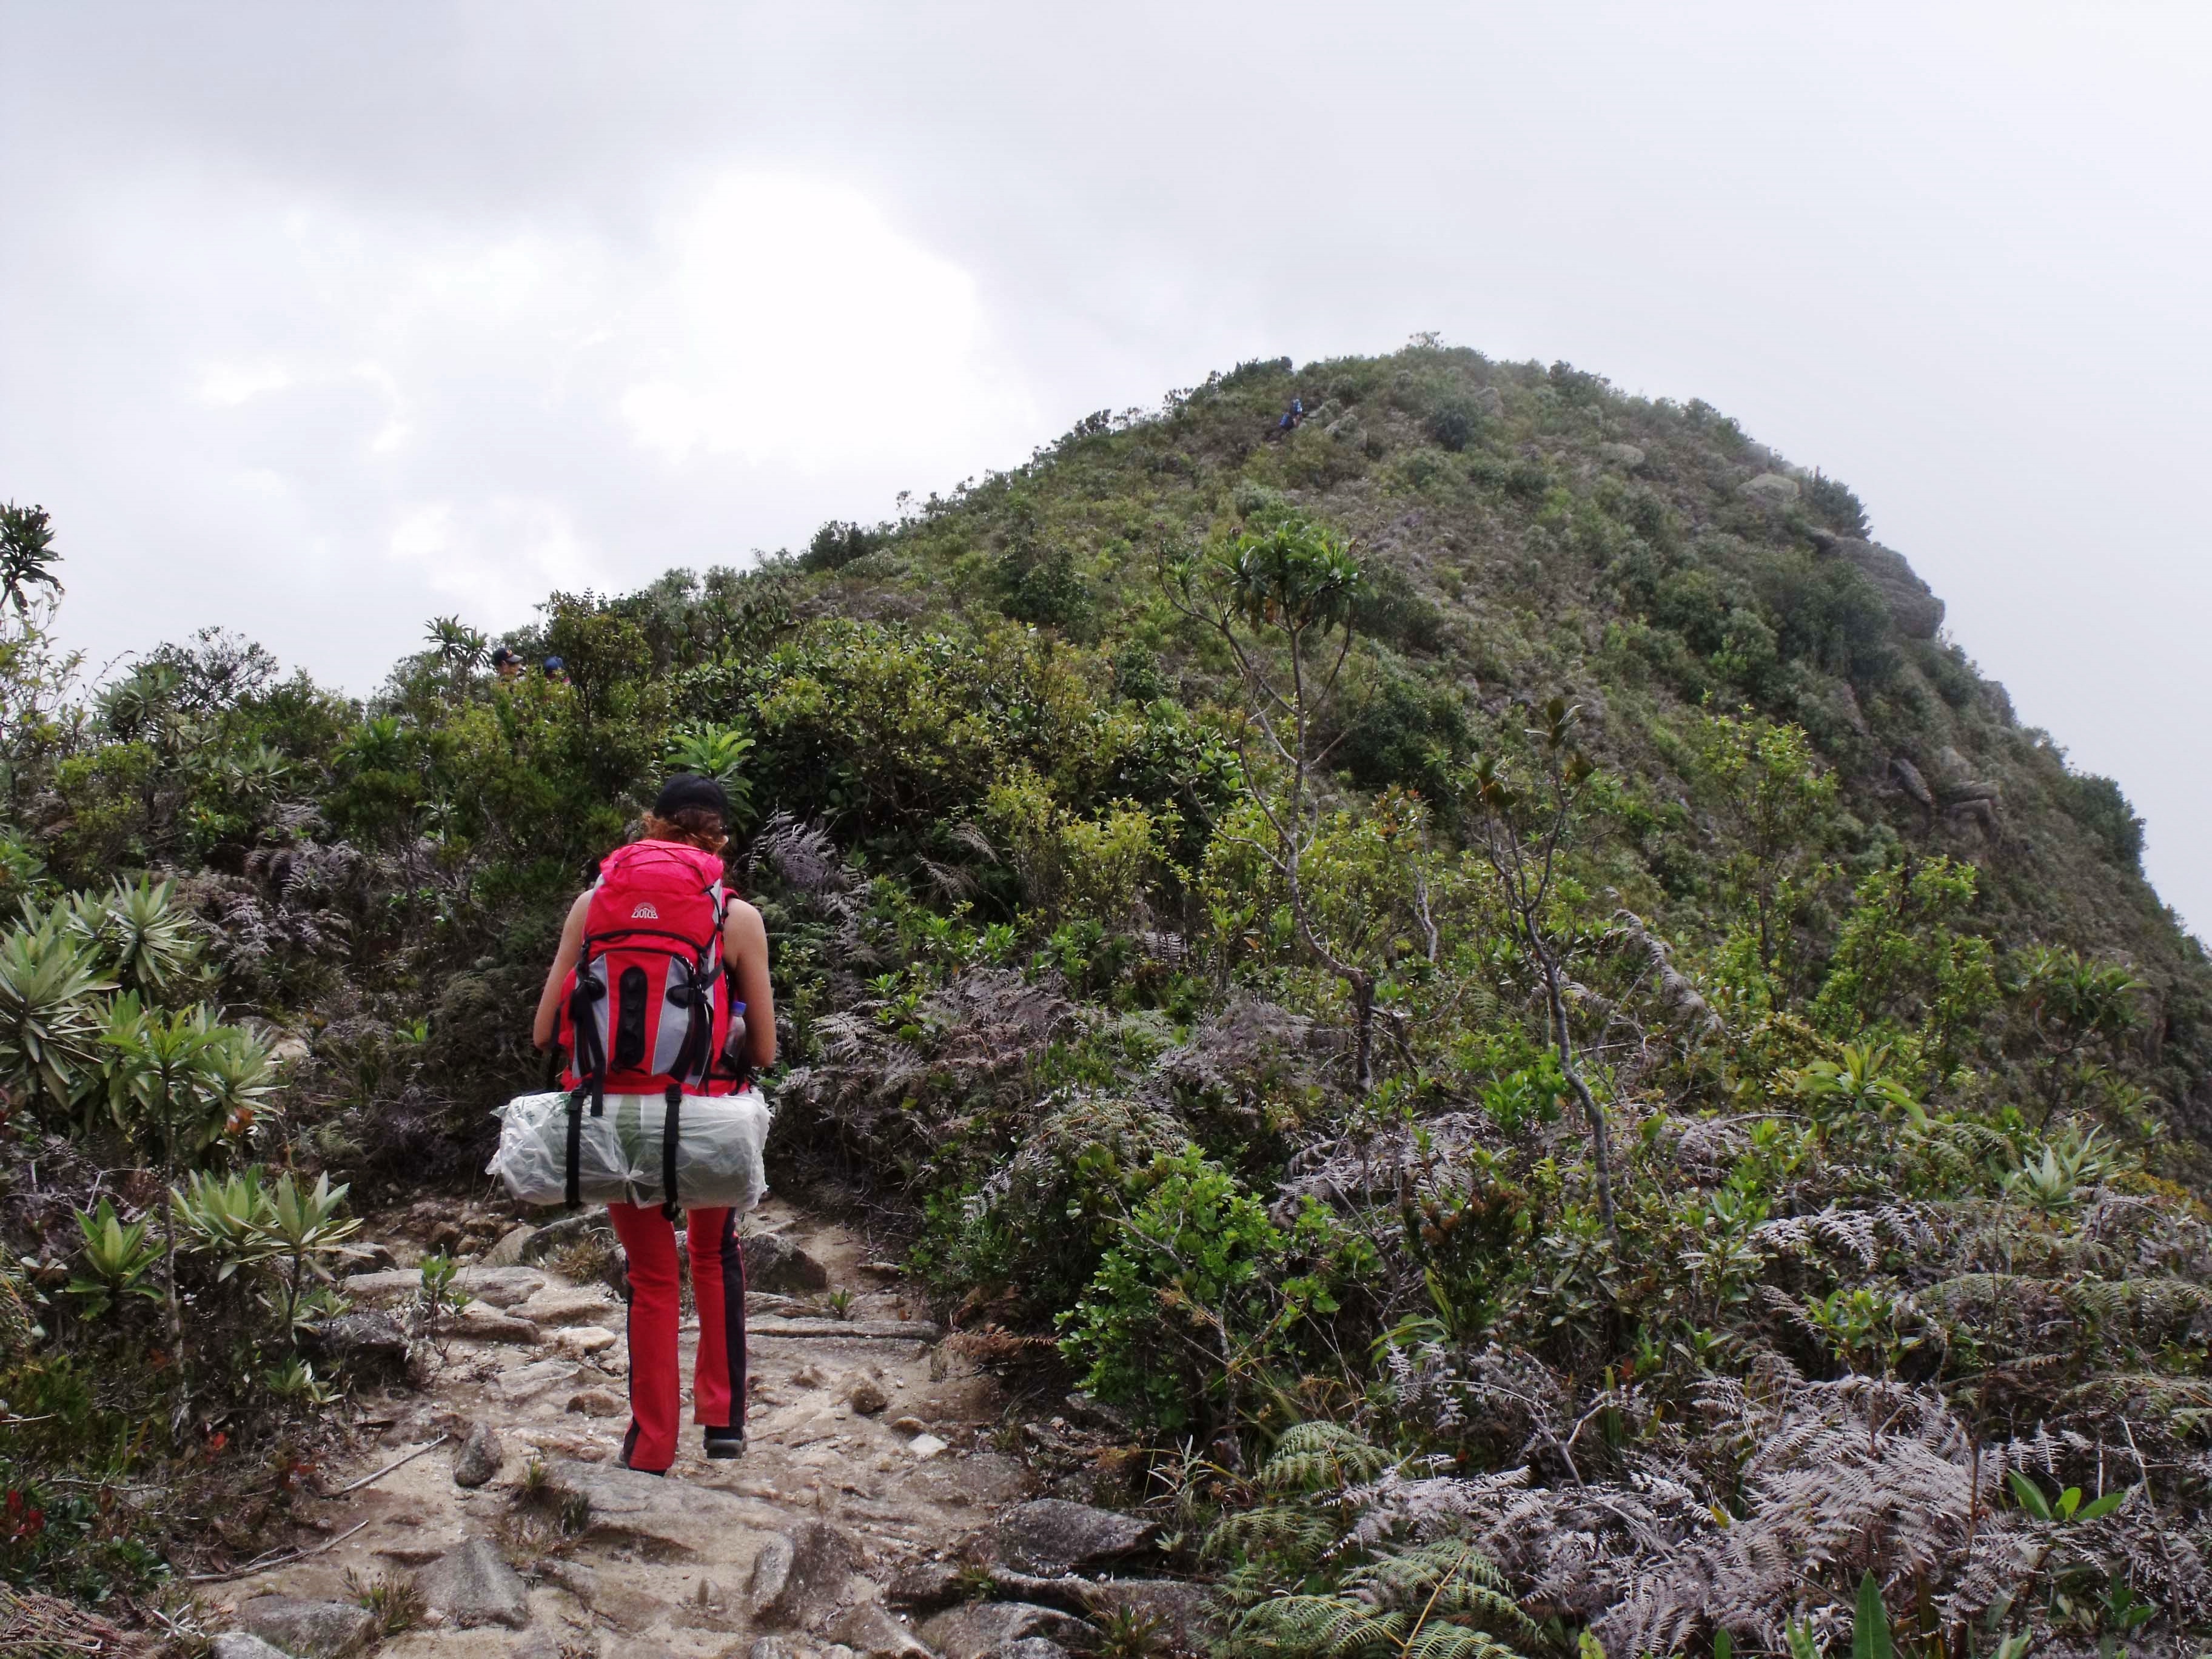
[631, 902, 660, 919]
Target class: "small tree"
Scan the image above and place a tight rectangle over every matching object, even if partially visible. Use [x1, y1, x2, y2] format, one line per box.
[1694, 708, 1837, 984]
[1464, 697, 1619, 1238]
[1161, 517, 1412, 1089]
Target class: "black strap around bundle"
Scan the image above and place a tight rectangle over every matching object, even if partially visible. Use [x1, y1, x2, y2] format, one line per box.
[660, 1083, 683, 1222]
[565, 1087, 585, 1208]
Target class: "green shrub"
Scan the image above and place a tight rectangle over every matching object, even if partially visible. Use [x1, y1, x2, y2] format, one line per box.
[1059, 1150, 1284, 1431]
[801, 519, 889, 572]
[2066, 773, 2145, 873]
[1805, 470, 1871, 537]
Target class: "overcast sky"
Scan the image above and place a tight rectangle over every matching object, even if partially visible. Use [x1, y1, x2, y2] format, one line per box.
[1, 3, 2205, 930]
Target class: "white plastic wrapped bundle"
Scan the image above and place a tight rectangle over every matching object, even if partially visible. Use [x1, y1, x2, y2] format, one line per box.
[488, 1088, 772, 1212]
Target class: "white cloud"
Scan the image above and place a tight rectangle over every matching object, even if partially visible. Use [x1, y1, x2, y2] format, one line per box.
[617, 173, 1036, 474]
[198, 361, 295, 407]
[387, 497, 611, 619]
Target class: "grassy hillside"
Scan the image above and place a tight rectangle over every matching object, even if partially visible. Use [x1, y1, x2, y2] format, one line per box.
[2, 343, 2210, 1650]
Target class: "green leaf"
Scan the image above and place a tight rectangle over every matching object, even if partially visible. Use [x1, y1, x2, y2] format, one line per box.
[2076, 1489, 2127, 1523]
[1714, 1630, 1733, 1659]
[1852, 1573, 1892, 1659]
[1785, 1622, 1820, 1659]
[2007, 1469, 2054, 1521]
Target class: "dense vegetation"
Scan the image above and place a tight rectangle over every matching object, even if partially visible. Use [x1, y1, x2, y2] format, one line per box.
[3, 343, 2210, 1653]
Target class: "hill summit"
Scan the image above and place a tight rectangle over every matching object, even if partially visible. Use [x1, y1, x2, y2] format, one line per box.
[5, 343, 2212, 1641]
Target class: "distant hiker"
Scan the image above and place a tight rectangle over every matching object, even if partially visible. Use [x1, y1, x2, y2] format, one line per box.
[531, 774, 777, 1472]
[491, 647, 523, 680]
[1275, 397, 1305, 435]
[541, 655, 569, 683]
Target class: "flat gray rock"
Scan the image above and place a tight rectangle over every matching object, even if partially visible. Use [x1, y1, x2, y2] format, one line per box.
[919, 1602, 1082, 1659]
[449, 1302, 541, 1344]
[210, 1636, 293, 1659]
[340, 1263, 547, 1305]
[995, 1499, 1156, 1575]
[519, 1284, 617, 1326]
[750, 1316, 942, 1342]
[482, 1224, 540, 1265]
[549, 1457, 778, 1553]
[999, 1641, 1074, 1659]
[748, 1517, 863, 1628]
[414, 1536, 530, 1629]
[904, 1450, 1034, 1508]
[1743, 471, 1800, 504]
[233, 1595, 377, 1659]
[498, 1358, 586, 1401]
[828, 1601, 934, 1658]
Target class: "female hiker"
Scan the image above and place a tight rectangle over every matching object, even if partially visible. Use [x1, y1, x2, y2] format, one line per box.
[531, 774, 777, 1472]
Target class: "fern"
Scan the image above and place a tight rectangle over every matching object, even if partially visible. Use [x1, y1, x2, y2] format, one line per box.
[1233, 1539, 1541, 1659]
[1264, 1421, 1395, 1495]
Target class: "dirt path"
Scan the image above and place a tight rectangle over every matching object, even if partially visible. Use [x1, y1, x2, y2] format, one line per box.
[200, 1194, 1138, 1659]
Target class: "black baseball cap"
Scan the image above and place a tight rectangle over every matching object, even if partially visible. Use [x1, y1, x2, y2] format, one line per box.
[653, 774, 731, 821]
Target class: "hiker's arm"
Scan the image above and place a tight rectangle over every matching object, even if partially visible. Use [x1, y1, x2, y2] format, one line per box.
[532, 891, 592, 1049]
[725, 899, 777, 1071]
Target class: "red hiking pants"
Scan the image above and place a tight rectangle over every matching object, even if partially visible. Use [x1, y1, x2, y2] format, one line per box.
[605, 1202, 748, 1473]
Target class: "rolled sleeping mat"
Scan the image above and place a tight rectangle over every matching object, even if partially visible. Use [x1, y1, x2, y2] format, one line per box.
[488, 1087, 771, 1212]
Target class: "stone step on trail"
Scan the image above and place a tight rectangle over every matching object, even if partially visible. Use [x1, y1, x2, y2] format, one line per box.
[547, 1458, 788, 1555]
[749, 1316, 942, 1342]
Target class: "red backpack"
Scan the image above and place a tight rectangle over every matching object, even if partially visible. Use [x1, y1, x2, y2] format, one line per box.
[558, 839, 741, 1104]
[555, 840, 743, 1213]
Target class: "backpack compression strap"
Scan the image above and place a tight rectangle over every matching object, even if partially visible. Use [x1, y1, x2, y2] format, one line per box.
[660, 1083, 683, 1222]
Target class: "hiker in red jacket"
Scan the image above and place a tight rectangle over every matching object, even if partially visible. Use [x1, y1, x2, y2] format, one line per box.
[531, 774, 777, 1472]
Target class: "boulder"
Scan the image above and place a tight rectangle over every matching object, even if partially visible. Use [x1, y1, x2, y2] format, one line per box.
[567, 1387, 628, 1418]
[294, 1311, 410, 1380]
[746, 1231, 831, 1293]
[828, 1601, 935, 1659]
[748, 1518, 863, 1628]
[1742, 472, 1800, 505]
[1470, 386, 1504, 418]
[848, 1375, 890, 1416]
[451, 1420, 504, 1488]
[414, 1537, 530, 1629]
[549, 1457, 777, 1553]
[232, 1595, 377, 1659]
[482, 1224, 540, 1267]
[210, 1637, 293, 1659]
[919, 1602, 1083, 1659]
[995, 1499, 1157, 1575]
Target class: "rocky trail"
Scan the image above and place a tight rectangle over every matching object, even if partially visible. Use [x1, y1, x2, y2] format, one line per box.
[201, 1196, 1209, 1659]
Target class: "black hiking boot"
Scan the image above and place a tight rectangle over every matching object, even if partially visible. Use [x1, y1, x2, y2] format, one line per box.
[703, 1426, 745, 1460]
